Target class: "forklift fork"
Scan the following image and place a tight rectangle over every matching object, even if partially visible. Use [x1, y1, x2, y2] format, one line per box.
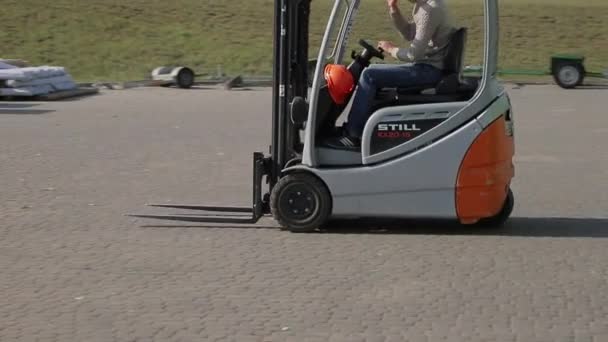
[128, 152, 271, 224]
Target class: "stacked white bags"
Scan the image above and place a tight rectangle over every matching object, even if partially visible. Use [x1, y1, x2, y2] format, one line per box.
[0, 60, 77, 97]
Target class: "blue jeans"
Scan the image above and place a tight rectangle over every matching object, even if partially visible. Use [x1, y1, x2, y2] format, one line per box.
[344, 63, 443, 138]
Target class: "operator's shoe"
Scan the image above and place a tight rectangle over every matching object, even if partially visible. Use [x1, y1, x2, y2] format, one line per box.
[321, 134, 361, 151]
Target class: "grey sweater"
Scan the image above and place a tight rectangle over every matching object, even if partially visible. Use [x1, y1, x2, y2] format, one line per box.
[390, 0, 455, 70]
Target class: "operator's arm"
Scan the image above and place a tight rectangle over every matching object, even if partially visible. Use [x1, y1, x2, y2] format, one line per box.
[389, 6, 416, 42]
[392, 6, 438, 62]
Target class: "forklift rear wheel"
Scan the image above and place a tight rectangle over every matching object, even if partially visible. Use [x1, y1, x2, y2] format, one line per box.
[270, 173, 332, 233]
[476, 188, 514, 227]
[554, 63, 584, 89]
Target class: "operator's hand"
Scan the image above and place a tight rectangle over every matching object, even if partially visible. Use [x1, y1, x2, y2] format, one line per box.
[378, 41, 398, 56]
[387, 0, 398, 10]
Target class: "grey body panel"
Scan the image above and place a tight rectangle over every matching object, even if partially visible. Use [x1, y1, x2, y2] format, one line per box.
[302, 119, 481, 218]
[284, 0, 510, 219]
[361, 78, 503, 164]
[284, 92, 512, 219]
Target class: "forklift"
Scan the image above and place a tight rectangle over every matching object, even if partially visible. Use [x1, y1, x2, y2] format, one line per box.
[130, 0, 515, 232]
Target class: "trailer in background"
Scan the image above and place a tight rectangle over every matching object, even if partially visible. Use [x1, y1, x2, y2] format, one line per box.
[464, 54, 607, 89]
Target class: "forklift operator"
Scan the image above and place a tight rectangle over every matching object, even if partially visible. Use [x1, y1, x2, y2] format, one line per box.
[329, 0, 455, 149]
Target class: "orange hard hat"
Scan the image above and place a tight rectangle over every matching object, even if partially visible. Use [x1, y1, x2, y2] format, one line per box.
[324, 64, 355, 105]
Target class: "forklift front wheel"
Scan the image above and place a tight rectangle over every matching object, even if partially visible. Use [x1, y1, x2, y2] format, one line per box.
[270, 173, 332, 233]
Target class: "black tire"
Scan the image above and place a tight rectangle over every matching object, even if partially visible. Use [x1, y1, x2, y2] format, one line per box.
[270, 173, 332, 233]
[176, 67, 195, 89]
[553, 62, 584, 89]
[476, 188, 514, 227]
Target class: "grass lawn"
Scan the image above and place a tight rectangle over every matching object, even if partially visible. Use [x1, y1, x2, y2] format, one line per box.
[1, 0, 606, 82]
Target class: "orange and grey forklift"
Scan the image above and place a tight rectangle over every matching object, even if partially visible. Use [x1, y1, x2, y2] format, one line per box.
[131, 0, 515, 232]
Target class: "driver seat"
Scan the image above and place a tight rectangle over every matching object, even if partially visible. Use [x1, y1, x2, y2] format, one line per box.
[397, 27, 467, 94]
[386, 27, 478, 104]
[431, 27, 473, 95]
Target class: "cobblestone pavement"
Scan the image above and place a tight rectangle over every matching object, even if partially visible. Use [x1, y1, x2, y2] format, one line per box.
[1, 85, 607, 342]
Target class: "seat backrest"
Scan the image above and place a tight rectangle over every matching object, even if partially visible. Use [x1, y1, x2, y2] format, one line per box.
[442, 27, 467, 75]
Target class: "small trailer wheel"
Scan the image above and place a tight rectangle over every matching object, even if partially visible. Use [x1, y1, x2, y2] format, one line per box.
[176, 67, 195, 89]
[270, 173, 332, 233]
[554, 63, 584, 89]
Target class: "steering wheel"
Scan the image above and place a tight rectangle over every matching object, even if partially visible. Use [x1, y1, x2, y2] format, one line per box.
[358, 39, 385, 60]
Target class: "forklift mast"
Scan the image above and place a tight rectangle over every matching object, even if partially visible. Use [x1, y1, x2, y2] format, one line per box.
[271, 0, 311, 187]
